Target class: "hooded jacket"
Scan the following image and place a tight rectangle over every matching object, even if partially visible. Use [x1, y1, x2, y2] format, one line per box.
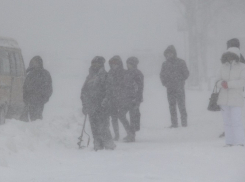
[120, 57, 144, 107]
[160, 45, 189, 89]
[81, 56, 107, 114]
[105, 56, 125, 107]
[217, 48, 245, 107]
[23, 56, 53, 105]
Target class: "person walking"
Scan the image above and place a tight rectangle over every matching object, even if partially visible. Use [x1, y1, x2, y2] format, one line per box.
[103, 55, 125, 141]
[160, 45, 189, 128]
[217, 47, 245, 147]
[118, 57, 144, 142]
[81, 56, 116, 151]
[22, 56, 53, 121]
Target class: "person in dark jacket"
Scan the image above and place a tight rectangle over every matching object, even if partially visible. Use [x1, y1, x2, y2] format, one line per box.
[160, 45, 189, 128]
[81, 56, 116, 151]
[23, 56, 52, 121]
[102, 55, 125, 141]
[118, 57, 144, 142]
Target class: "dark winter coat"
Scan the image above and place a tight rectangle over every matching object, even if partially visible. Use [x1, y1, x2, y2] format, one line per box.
[81, 67, 107, 115]
[23, 59, 52, 105]
[121, 68, 144, 107]
[105, 58, 125, 107]
[160, 45, 189, 89]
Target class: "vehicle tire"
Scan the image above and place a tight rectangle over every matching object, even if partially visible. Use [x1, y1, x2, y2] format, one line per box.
[0, 106, 6, 125]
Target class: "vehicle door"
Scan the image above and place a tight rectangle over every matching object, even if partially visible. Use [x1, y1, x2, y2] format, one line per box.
[0, 49, 11, 107]
[8, 50, 26, 117]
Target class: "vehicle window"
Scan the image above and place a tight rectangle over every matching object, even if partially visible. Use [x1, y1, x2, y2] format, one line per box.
[14, 52, 25, 76]
[0, 50, 10, 75]
[9, 52, 17, 76]
[9, 52, 25, 76]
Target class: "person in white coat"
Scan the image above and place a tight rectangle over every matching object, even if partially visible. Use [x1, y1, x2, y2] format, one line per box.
[217, 47, 245, 146]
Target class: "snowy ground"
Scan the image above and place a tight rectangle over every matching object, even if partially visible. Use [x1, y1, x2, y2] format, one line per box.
[0, 75, 245, 182]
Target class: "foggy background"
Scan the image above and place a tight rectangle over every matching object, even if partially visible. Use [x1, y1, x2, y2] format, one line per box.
[0, 0, 185, 78]
[1, 1, 245, 181]
[0, 0, 244, 82]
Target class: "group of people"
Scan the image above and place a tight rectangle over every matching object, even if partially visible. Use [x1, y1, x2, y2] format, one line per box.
[79, 45, 191, 151]
[80, 56, 144, 150]
[21, 39, 245, 151]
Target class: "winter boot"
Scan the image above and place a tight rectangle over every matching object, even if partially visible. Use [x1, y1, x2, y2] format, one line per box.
[168, 124, 178, 128]
[103, 139, 116, 150]
[113, 134, 119, 141]
[94, 139, 104, 151]
[123, 133, 135, 143]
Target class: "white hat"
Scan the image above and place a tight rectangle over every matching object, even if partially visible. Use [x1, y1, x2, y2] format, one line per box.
[227, 47, 240, 57]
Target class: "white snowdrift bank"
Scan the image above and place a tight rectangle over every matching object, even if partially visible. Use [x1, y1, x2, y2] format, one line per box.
[0, 75, 244, 182]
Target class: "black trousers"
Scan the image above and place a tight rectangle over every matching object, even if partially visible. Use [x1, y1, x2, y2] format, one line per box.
[167, 87, 187, 127]
[89, 108, 113, 144]
[118, 103, 141, 137]
[29, 103, 44, 121]
[109, 104, 119, 137]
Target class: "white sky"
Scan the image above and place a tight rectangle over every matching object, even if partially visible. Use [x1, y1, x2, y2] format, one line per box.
[0, 0, 182, 64]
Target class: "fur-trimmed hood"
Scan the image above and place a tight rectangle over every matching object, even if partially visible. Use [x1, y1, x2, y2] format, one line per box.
[221, 47, 240, 64]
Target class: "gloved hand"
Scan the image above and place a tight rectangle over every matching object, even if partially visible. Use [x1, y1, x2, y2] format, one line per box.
[221, 81, 228, 89]
[82, 107, 88, 115]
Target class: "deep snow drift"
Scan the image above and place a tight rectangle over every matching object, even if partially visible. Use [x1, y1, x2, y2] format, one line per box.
[0, 75, 245, 182]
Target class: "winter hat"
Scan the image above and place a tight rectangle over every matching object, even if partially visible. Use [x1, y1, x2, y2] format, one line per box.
[126, 56, 139, 66]
[164, 45, 177, 58]
[91, 56, 105, 65]
[221, 47, 240, 63]
[109, 55, 123, 67]
[227, 38, 240, 49]
[30, 55, 43, 68]
[227, 47, 240, 58]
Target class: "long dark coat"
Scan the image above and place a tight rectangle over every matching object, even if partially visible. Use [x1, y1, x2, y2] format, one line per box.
[160, 45, 189, 89]
[23, 67, 52, 105]
[121, 68, 144, 108]
[105, 65, 125, 108]
[81, 67, 107, 114]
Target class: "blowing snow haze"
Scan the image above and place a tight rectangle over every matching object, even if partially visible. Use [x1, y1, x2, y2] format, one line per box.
[0, 0, 182, 77]
[1, 1, 245, 181]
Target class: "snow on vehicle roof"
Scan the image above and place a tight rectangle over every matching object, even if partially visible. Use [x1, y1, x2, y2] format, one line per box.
[0, 37, 20, 49]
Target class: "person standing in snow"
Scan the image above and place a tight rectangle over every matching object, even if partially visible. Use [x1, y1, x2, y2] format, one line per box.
[118, 57, 144, 142]
[81, 56, 116, 151]
[22, 56, 53, 121]
[219, 38, 245, 138]
[102, 55, 125, 141]
[217, 47, 245, 147]
[160, 45, 189, 128]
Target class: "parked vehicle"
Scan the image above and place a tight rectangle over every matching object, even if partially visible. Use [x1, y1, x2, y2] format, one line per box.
[0, 37, 26, 124]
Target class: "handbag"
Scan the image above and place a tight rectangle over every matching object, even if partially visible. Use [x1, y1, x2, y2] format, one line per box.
[208, 83, 221, 111]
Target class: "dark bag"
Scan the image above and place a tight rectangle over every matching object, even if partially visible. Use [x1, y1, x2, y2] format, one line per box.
[208, 83, 221, 111]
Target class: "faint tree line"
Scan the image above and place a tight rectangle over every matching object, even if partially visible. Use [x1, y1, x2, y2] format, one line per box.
[176, 0, 245, 87]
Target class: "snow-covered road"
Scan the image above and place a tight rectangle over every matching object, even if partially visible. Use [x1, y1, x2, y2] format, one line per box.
[0, 75, 244, 182]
